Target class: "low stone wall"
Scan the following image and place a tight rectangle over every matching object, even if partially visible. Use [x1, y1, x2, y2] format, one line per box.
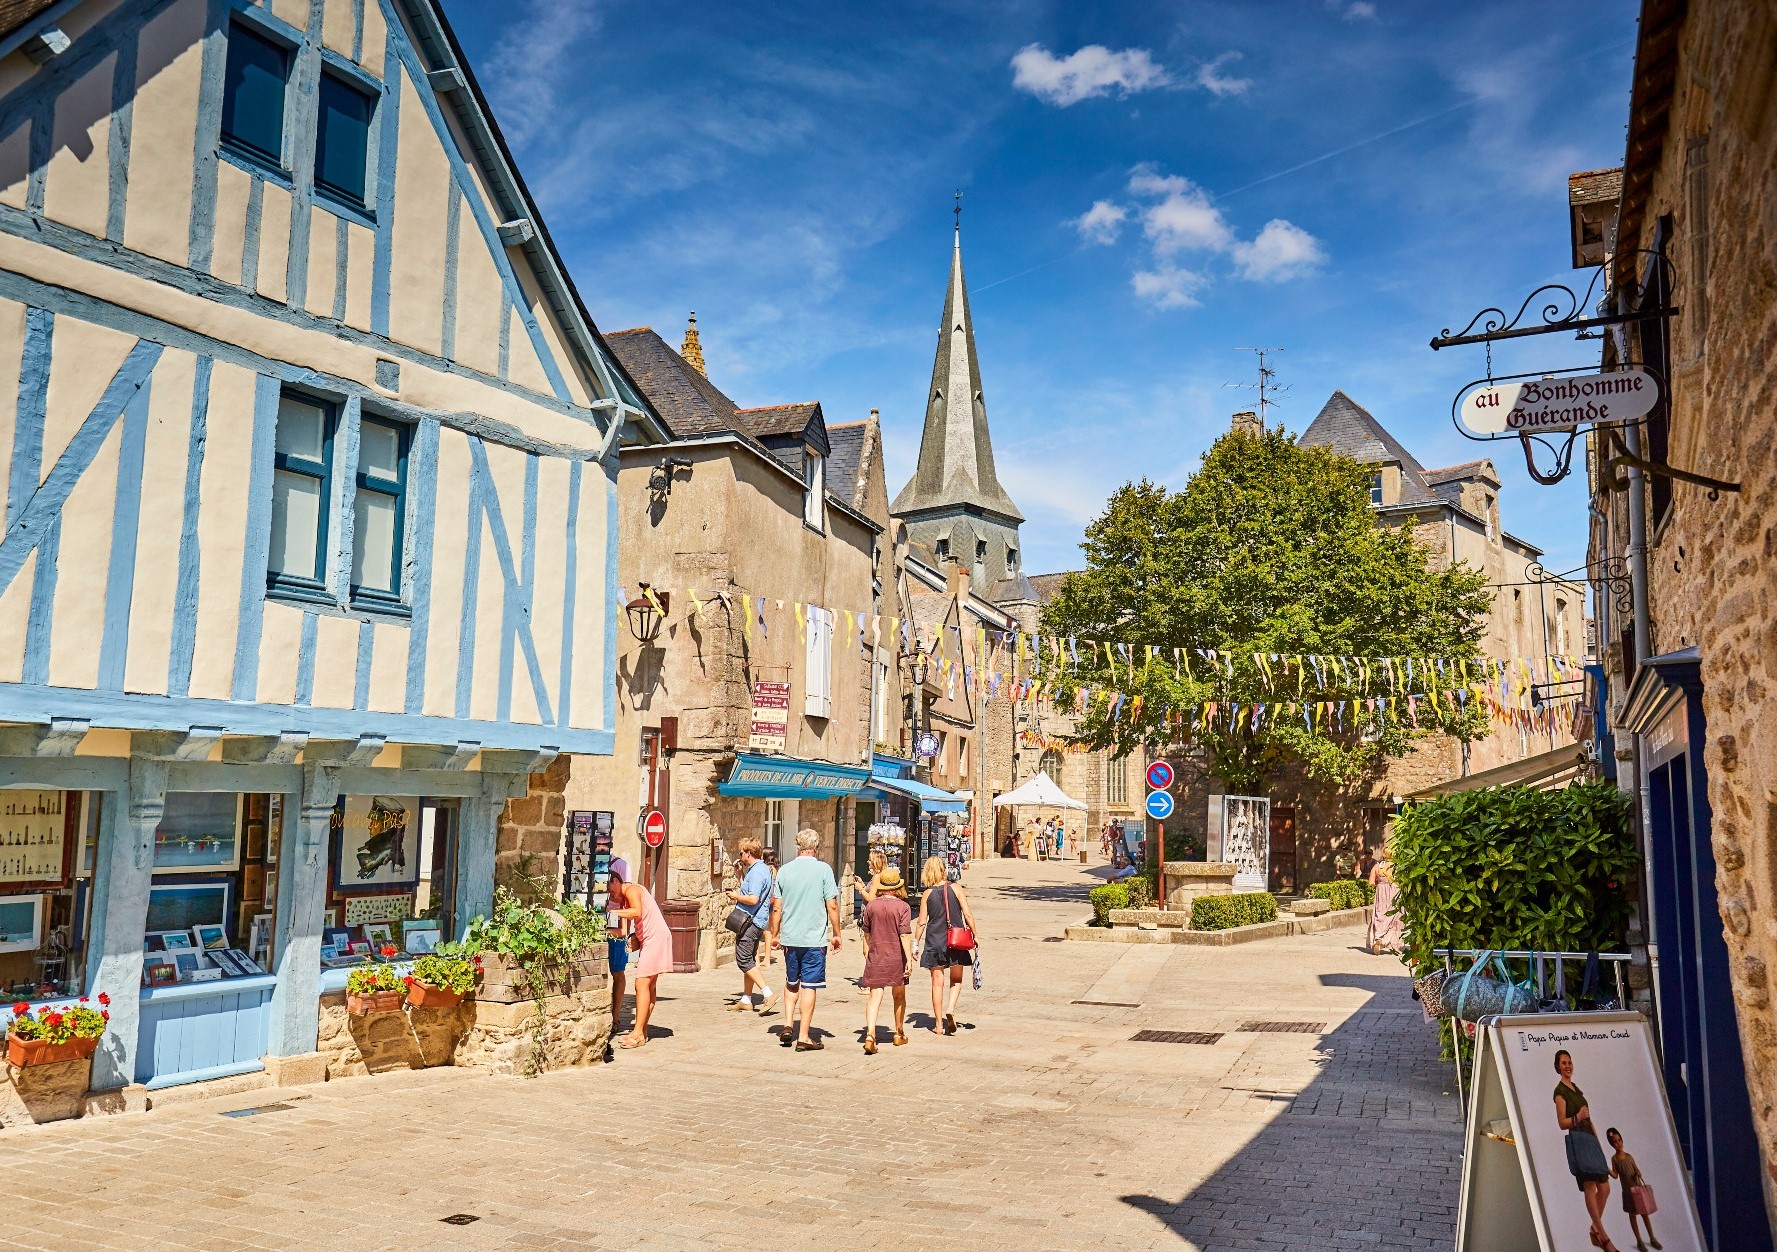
[1161, 862, 1237, 908]
[0, 1058, 91, 1126]
[317, 996, 470, 1077]
[1067, 906, 1372, 946]
[455, 991, 612, 1077]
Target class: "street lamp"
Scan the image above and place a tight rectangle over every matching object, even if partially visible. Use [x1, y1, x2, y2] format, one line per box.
[625, 584, 670, 643]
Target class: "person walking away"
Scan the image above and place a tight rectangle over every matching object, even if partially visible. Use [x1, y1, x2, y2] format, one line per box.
[725, 838, 776, 1014]
[608, 864, 673, 1049]
[769, 829, 841, 1051]
[1608, 1128, 1661, 1251]
[914, 856, 978, 1036]
[851, 848, 888, 917]
[604, 856, 630, 1031]
[858, 867, 914, 1053]
[1366, 841, 1403, 955]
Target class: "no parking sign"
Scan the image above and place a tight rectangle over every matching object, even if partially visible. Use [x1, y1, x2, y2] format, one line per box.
[1145, 760, 1174, 791]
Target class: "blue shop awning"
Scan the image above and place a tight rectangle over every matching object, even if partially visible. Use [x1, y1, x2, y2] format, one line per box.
[719, 753, 874, 799]
[866, 775, 970, 813]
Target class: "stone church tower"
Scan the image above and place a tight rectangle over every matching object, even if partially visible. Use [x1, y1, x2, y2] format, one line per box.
[891, 225, 1028, 599]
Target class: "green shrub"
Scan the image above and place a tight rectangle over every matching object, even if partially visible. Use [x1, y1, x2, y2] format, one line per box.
[1306, 880, 1374, 911]
[1392, 781, 1637, 978]
[1122, 874, 1155, 909]
[1088, 883, 1130, 926]
[1190, 891, 1279, 931]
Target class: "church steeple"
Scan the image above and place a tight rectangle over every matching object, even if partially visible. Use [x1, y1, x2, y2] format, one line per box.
[892, 211, 1025, 598]
[680, 311, 706, 377]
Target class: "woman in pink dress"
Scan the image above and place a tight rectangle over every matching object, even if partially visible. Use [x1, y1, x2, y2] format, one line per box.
[1367, 841, 1404, 955]
[609, 865, 674, 1049]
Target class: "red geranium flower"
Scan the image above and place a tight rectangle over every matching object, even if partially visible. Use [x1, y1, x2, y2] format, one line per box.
[380, 944, 397, 958]
[100, 1010, 109, 1021]
[402, 975, 415, 987]
[97, 993, 110, 1007]
[79, 995, 89, 1003]
[11, 1002, 27, 1017]
[42, 1012, 62, 1028]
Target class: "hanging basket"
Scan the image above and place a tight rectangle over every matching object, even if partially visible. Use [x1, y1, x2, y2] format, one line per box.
[7, 1033, 99, 1068]
[404, 982, 466, 1009]
[345, 990, 406, 1016]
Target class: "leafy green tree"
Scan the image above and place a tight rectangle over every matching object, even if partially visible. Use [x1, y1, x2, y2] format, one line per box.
[1039, 425, 1492, 791]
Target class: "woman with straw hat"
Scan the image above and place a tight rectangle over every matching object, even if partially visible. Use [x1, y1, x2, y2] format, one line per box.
[857, 866, 914, 1054]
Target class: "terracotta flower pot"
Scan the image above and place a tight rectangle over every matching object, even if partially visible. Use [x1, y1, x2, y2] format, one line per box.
[345, 989, 406, 1015]
[7, 1033, 99, 1067]
[404, 982, 466, 1009]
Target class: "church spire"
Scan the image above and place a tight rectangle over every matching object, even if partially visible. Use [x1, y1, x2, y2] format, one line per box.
[889, 208, 1022, 526]
[680, 311, 706, 377]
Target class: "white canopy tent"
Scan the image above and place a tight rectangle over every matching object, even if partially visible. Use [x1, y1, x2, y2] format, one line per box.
[991, 771, 1088, 811]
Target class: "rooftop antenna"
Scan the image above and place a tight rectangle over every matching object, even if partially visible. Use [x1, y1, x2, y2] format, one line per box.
[1224, 347, 1289, 424]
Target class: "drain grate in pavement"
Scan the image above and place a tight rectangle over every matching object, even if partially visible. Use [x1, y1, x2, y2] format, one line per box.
[220, 1102, 294, 1118]
[1131, 1029, 1224, 1045]
[1240, 1021, 1325, 1034]
[1074, 999, 1142, 1008]
[440, 1214, 480, 1226]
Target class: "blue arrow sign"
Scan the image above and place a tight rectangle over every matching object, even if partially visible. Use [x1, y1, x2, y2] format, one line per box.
[1145, 790, 1175, 820]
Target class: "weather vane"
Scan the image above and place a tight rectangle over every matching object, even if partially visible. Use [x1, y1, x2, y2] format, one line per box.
[954, 188, 963, 230]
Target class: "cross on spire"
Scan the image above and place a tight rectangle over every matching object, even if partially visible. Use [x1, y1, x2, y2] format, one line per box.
[954, 188, 963, 233]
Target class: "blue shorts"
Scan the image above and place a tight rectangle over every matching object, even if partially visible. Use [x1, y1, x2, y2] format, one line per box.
[782, 945, 827, 990]
[607, 937, 629, 974]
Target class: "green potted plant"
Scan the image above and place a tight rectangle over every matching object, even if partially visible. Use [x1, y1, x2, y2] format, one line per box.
[8, 994, 109, 1066]
[345, 947, 406, 1015]
[403, 948, 478, 1009]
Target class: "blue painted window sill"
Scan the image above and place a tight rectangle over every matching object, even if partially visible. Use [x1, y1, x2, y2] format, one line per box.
[219, 145, 293, 192]
[315, 187, 376, 229]
[139, 974, 277, 1003]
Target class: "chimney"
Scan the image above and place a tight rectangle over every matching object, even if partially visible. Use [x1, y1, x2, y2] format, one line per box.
[1230, 410, 1262, 437]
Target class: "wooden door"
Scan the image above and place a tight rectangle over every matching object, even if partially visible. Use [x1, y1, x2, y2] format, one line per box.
[1268, 806, 1298, 894]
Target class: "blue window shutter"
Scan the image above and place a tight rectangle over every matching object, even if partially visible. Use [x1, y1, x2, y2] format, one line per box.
[220, 25, 290, 166]
[315, 74, 375, 206]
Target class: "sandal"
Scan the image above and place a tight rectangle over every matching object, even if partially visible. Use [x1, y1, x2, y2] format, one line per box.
[943, 1014, 957, 1036]
[864, 1037, 877, 1055]
[617, 1036, 646, 1050]
[893, 1032, 908, 1046]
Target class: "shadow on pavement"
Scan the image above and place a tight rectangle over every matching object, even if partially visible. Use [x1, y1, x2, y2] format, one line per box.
[1117, 967, 1460, 1250]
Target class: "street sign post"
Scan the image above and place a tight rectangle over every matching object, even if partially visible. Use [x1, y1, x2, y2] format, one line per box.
[640, 807, 667, 848]
[1145, 760, 1175, 791]
[1145, 790, 1175, 820]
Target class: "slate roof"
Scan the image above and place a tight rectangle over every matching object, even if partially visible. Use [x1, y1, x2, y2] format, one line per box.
[989, 574, 1037, 604]
[736, 402, 820, 439]
[1567, 167, 1623, 206]
[1299, 390, 1440, 506]
[825, 421, 867, 511]
[1421, 460, 1498, 487]
[604, 328, 739, 439]
[1025, 572, 1076, 604]
[0, 0, 60, 42]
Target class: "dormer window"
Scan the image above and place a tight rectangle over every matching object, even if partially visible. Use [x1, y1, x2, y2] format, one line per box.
[803, 449, 824, 531]
[935, 538, 950, 559]
[1368, 472, 1383, 506]
[1006, 547, 1019, 572]
[975, 539, 987, 562]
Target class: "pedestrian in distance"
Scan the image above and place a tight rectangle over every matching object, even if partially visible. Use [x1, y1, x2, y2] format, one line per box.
[913, 855, 978, 1036]
[858, 867, 914, 1054]
[604, 856, 630, 1031]
[607, 863, 674, 1049]
[1366, 840, 1403, 956]
[769, 828, 842, 1052]
[725, 838, 776, 1014]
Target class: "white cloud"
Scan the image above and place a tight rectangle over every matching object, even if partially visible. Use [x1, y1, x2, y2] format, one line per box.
[1009, 43, 1170, 107]
[1343, 1, 1378, 20]
[1232, 219, 1328, 281]
[1134, 171, 1235, 254]
[484, 0, 604, 147]
[1073, 199, 1128, 244]
[1194, 52, 1251, 98]
[1131, 264, 1207, 309]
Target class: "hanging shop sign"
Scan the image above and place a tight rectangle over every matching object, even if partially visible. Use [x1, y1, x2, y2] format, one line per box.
[748, 680, 790, 751]
[914, 732, 940, 760]
[1457, 1012, 1705, 1252]
[718, 753, 874, 799]
[1457, 368, 1660, 436]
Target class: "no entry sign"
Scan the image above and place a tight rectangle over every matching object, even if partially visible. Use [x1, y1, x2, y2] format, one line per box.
[1145, 760, 1175, 791]
[640, 808, 667, 848]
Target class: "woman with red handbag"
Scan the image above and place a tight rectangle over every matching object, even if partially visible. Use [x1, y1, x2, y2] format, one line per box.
[913, 856, 978, 1036]
[1607, 1128, 1661, 1251]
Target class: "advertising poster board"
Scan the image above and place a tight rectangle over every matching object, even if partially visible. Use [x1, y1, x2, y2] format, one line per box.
[332, 796, 419, 889]
[1458, 1012, 1705, 1252]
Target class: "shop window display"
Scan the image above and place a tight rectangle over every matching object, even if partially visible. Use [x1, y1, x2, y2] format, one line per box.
[142, 793, 281, 987]
[318, 797, 456, 969]
[0, 790, 97, 1000]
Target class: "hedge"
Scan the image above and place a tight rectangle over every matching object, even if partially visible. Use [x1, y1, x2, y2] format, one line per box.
[1190, 891, 1279, 931]
[1088, 883, 1129, 926]
[1306, 880, 1375, 911]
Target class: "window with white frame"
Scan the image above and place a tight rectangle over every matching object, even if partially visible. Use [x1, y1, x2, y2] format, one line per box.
[764, 799, 785, 856]
[1368, 471, 1384, 506]
[268, 393, 334, 594]
[805, 606, 834, 718]
[803, 450, 825, 530]
[1107, 755, 1129, 806]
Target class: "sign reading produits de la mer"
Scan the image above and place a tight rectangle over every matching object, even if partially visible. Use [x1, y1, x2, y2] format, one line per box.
[1458, 368, 1660, 436]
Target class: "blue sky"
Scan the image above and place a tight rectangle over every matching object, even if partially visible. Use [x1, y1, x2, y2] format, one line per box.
[441, 0, 1637, 581]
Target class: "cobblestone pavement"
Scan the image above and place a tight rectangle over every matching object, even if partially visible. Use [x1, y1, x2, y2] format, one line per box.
[2, 858, 1461, 1251]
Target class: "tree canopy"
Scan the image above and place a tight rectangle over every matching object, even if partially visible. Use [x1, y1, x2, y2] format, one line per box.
[1040, 424, 1493, 792]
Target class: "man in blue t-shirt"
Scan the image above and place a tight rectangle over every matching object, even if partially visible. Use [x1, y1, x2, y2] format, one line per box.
[769, 828, 841, 1051]
[725, 837, 776, 1014]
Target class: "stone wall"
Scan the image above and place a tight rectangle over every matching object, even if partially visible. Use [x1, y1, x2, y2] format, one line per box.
[1597, 0, 1777, 1206]
[497, 754, 571, 894]
[317, 987, 613, 1081]
[0, 1058, 91, 1126]
[317, 997, 470, 1077]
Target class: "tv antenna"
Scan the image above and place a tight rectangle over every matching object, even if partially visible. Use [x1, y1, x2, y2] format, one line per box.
[1225, 347, 1289, 423]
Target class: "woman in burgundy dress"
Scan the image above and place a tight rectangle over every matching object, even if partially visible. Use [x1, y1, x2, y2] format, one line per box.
[857, 867, 913, 1054]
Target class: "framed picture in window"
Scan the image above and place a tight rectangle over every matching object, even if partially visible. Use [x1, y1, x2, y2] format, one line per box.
[331, 796, 419, 889]
[401, 920, 442, 954]
[150, 930, 196, 952]
[263, 870, 278, 907]
[146, 881, 231, 935]
[147, 962, 179, 987]
[0, 790, 74, 889]
[361, 922, 394, 949]
[0, 894, 44, 953]
[153, 793, 242, 874]
[191, 923, 229, 951]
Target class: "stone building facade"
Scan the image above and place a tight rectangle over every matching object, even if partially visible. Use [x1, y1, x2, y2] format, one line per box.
[1580, 0, 1777, 1236]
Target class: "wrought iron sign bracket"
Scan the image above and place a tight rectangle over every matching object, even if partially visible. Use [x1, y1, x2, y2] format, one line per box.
[1599, 426, 1740, 501]
[1429, 251, 1679, 351]
[1431, 307, 1677, 350]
